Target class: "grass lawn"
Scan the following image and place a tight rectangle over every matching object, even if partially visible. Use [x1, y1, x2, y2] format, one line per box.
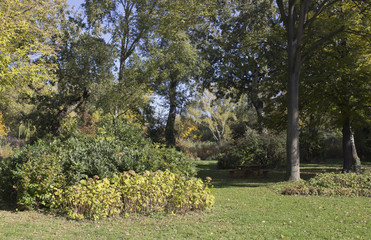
[0, 160, 370, 239]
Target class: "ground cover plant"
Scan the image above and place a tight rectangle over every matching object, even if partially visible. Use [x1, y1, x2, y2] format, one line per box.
[0, 160, 370, 239]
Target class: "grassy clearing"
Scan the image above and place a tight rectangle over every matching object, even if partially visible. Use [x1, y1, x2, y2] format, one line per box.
[1, 160, 370, 239]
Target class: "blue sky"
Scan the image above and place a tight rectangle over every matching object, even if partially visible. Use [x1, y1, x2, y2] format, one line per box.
[68, 0, 85, 10]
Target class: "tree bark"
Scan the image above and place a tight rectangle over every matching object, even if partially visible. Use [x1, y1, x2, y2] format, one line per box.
[165, 78, 177, 146]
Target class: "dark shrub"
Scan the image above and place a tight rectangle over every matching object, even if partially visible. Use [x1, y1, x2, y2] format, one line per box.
[217, 129, 285, 169]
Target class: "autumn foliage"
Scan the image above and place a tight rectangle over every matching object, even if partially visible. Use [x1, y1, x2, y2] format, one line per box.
[0, 112, 8, 138]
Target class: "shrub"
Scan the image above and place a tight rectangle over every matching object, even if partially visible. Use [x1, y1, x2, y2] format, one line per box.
[1, 141, 65, 209]
[96, 118, 150, 148]
[58, 136, 125, 185]
[51, 177, 123, 221]
[177, 139, 221, 160]
[217, 129, 285, 169]
[282, 172, 371, 197]
[51, 170, 214, 220]
[114, 170, 214, 215]
[114, 145, 196, 177]
[0, 143, 13, 159]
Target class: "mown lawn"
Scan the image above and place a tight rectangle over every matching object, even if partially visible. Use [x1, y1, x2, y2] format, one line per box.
[0, 160, 370, 239]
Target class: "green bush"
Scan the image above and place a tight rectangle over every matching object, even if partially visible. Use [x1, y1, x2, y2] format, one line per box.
[51, 170, 214, 220]
[0, 141, 65, 209]
[282, 172, 371, 197]
[96, 118, 151, 148]
[58, 136, 125, 185]
[217, 129, 285, 169]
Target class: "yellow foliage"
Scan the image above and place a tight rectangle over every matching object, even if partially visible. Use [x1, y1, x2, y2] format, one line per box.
[181, 125, 198, 139]
[0, 111, 8, 138]
[176, 117, 199, 140]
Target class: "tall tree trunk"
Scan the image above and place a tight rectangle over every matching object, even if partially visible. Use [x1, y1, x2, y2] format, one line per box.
[284, 1, 308, 181]
[342, 117, 353, 172]
[286, 63, 301, 181]
[165, 79, 177, 146]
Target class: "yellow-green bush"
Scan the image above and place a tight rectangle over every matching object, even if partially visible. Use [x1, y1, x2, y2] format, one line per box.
[51, 170, 214, 220]
[282, 172, 371, 197]
[51, 177, 123, 221]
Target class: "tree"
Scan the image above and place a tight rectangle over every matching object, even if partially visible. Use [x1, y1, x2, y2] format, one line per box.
[273, 0, 368, 181]
[143, 0, 213, 146]
[83, 0, 161, 120]
[187, 90, 237, 144]
[24, 14, 115, 137]
[0, 0, 66, 92]
[0, 111, 8, 138]
[300, 1, 371, 171]
[146, 32, 204, 146]
[55, 17, 115, 135]
[196, 0, 281, 134]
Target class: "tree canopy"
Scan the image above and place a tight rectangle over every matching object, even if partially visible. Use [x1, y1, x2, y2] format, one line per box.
[0, 0, 66, 92]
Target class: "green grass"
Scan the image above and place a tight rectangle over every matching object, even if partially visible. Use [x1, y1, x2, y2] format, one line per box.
[0, 160, 370, 239]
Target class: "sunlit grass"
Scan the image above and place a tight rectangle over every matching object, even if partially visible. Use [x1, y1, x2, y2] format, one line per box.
[0, 160, 370, 239]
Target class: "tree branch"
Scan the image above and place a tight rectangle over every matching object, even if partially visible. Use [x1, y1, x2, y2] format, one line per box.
[302, 26, 345, 63]
[345, 29, 371, 45]
[304, 0, 339, 30]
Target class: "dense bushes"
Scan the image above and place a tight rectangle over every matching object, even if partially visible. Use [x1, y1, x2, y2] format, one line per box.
[50, 170, 214, 220]
[282, 172, 371, 197]
[0, 121, 197, 211]
[217, 129, 286, 169]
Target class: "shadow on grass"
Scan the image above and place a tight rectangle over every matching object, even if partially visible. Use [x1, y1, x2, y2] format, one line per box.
[195, 160, 369, 188]
[196, 161, 287, 188]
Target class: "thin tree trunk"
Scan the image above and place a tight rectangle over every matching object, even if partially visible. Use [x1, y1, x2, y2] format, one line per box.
[342, 117, 361, 172]
[165, 79, 177, 146]
[351, 134, 360, 165]
[250, 74, 267, 134]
